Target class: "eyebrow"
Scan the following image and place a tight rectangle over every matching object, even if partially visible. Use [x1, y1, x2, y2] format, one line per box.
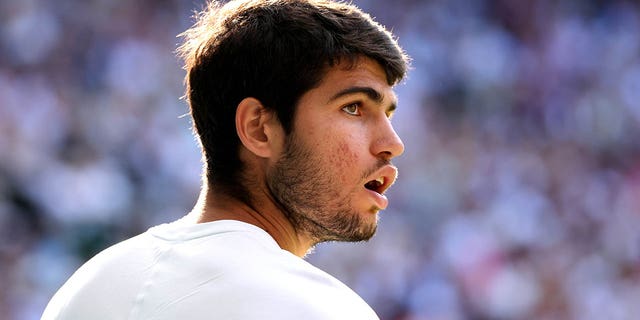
[328, 86, 397, 114]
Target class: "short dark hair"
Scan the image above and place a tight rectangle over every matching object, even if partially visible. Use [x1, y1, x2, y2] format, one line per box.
[178, 0, 408, 195]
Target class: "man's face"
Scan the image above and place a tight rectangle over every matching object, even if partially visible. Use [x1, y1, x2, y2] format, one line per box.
[267, 57, 405, 243]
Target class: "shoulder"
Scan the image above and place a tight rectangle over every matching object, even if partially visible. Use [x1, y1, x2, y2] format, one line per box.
[143, 227, 379, 319]
[157, 255, 379, 320]
[196, 248, 379, 319]
[42, 233, 155, 319]
[42, 221, 379, 319]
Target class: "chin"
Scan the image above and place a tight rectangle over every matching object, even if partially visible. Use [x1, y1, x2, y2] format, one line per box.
[353, 225, 378, 242]
[342, 220, 379, 242]
[367, 206, 382, 214]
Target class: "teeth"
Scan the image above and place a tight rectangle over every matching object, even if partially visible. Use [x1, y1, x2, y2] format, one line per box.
[376, 177, 384, 185]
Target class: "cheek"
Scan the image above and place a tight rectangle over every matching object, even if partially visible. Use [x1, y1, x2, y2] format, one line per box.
[330, 140, 361, 184]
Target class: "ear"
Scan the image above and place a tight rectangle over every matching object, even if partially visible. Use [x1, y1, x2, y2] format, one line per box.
[235, 97, 283, 159]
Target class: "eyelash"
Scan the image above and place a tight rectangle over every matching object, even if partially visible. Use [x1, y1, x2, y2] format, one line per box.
[341, 102, 394, 119]
[342, 103, 361, 116]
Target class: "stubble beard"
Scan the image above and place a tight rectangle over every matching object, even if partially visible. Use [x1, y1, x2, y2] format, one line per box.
[267, 135, 377, 245]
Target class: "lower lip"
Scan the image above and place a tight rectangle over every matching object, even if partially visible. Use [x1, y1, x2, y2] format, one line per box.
[366, 189, 388, 210]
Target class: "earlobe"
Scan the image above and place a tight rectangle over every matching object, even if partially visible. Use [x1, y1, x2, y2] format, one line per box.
[235, 97, 281, 158]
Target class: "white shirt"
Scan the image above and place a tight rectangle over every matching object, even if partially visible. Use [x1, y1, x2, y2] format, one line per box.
[42, 220, 379, 319]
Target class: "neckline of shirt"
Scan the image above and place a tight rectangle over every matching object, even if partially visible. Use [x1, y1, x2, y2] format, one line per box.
[149, 219, 279, 248]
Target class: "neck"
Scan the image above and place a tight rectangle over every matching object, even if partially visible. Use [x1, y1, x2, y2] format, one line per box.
[185, 184, 314, 257]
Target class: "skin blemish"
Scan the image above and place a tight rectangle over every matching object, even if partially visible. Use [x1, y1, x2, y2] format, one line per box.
[332, 141, 360, 183]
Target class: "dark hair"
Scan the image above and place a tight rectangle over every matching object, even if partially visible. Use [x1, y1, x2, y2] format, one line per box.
[178, 0, 408, 195]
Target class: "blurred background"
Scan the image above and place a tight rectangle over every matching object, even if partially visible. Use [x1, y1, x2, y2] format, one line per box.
[1, 0, 640, 319]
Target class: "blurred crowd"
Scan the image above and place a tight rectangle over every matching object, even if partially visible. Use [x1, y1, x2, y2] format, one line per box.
[1, 0, 639, 319]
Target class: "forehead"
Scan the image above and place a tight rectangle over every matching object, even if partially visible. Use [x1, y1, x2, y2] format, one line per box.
[311, 57, 397, 104]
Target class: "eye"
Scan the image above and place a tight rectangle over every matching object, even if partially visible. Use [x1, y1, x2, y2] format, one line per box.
[342, 103, 361, 116]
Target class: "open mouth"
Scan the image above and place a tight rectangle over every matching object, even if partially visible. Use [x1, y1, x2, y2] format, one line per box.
[363, 165, 398, 198]
[364, 177, 385, 194]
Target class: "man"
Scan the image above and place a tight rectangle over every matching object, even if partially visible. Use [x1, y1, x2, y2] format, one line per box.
[42, 0, 408, 318]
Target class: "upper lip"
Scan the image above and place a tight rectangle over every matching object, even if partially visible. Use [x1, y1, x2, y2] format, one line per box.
[365, 165, 398, 195]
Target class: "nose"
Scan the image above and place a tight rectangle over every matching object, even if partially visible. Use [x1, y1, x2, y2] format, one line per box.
[371, 118, 405, 160]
